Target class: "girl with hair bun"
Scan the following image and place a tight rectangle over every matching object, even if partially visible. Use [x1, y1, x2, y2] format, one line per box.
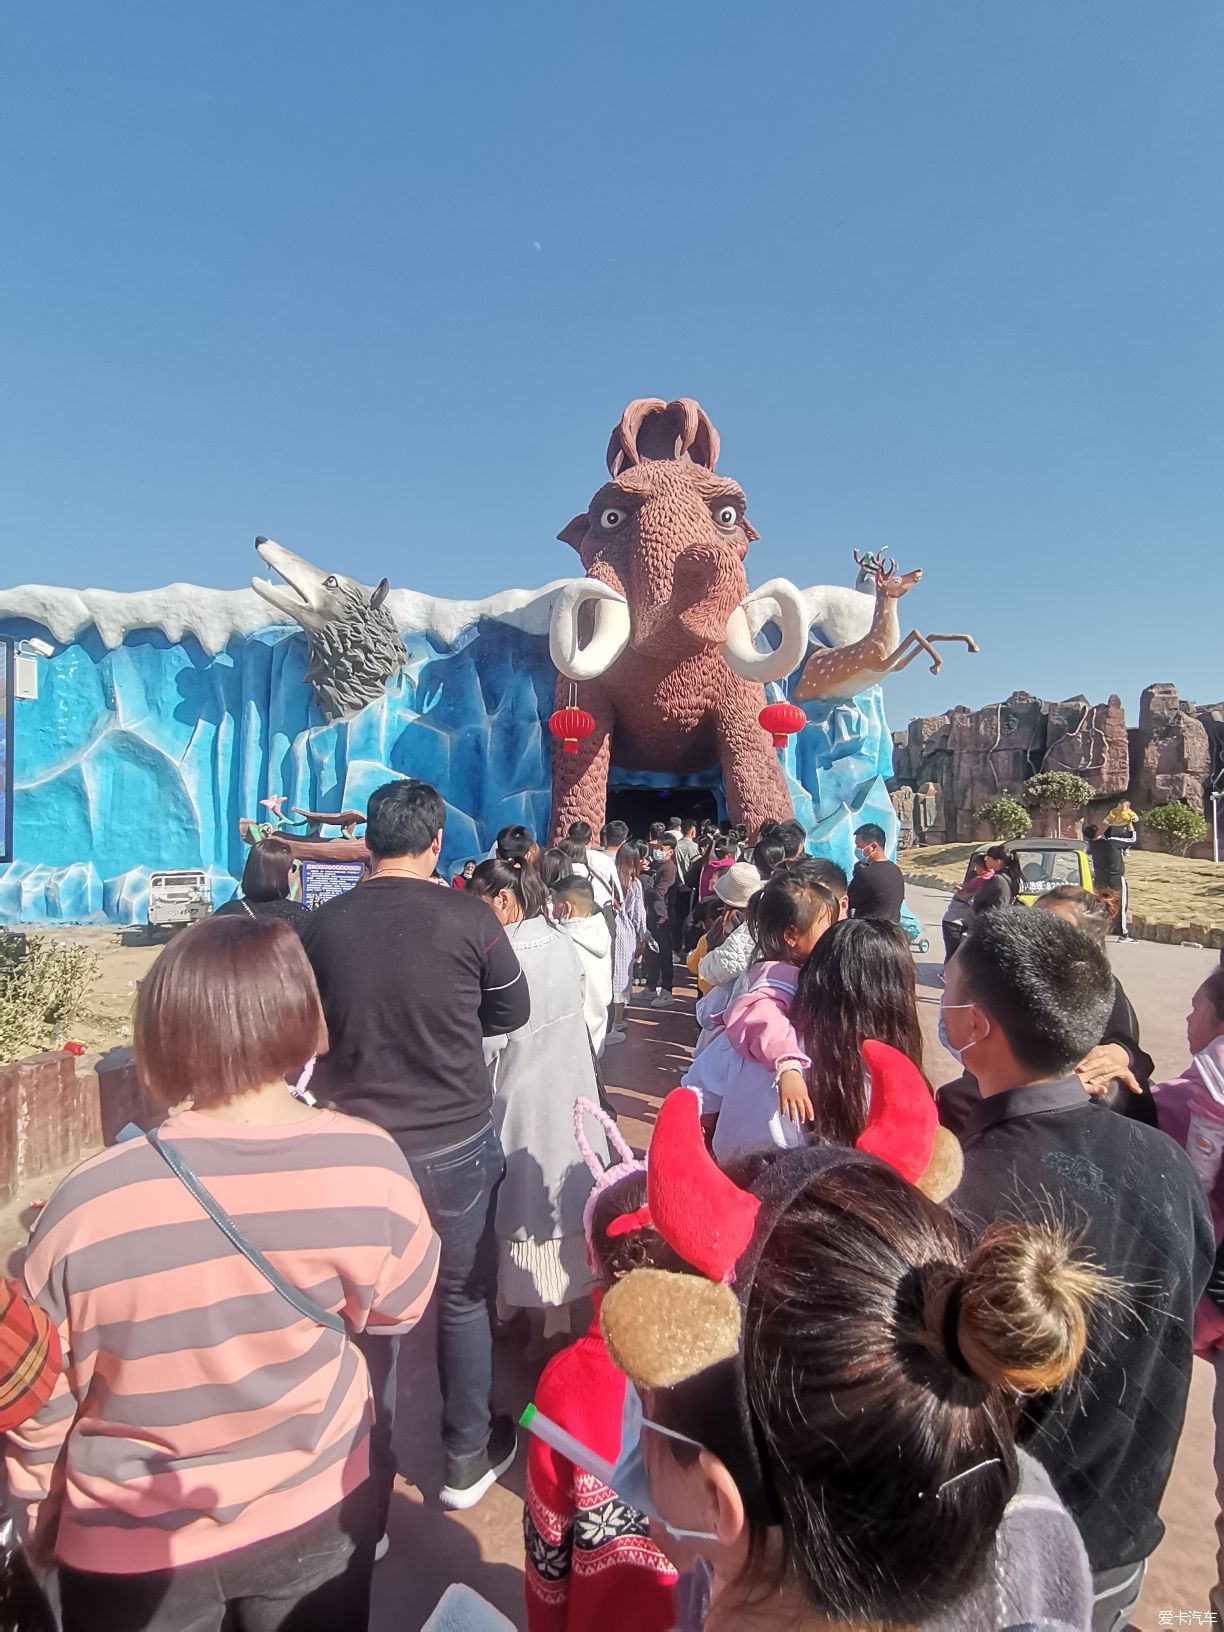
[467, 859, 608, 1348]
[594, 1091, 1112, 1632]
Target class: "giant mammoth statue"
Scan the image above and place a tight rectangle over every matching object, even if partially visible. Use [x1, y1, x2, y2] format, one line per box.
[547, 398, 841, 838]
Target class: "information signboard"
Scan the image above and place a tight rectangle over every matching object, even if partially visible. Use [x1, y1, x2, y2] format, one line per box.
[300, 859, 366, 910]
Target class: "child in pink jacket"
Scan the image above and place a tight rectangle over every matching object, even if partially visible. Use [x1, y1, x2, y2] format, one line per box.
[682, 873, 838, 1163]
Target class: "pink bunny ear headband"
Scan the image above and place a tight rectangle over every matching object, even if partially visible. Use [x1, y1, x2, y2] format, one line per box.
[575, 1099, 649, 1272]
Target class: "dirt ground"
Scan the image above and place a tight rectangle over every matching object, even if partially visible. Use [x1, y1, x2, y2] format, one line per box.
[901, 842, 1224, 935]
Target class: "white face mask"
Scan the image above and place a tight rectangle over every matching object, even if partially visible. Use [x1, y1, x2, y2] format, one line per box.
[938, 1000, 988, 1063]
[652, 849, 666, 864]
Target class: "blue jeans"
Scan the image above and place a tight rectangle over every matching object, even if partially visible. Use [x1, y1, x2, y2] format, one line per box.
[358, 1121, 505, 1531]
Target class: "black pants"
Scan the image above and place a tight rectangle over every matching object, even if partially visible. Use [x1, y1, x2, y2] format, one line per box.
[358, 1121, 505, 1536]
[671, 887, 692, 954]
[60, 1484, 375, 1632]
[644, 919, 674, 992]
[942, 918, 967, 961]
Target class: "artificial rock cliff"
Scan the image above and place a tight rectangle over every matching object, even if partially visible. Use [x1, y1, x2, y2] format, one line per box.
[893, 684, 1221, 843]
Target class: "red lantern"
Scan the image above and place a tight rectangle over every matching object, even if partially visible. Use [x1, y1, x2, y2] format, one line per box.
[758, 701, 806, 750]
[549, 706, 597, 756]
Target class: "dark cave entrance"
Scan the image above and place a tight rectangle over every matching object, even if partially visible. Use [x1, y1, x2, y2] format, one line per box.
[603, 782, 722, 839]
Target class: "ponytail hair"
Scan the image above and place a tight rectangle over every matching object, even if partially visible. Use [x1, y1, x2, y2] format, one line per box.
[468, 855, 549, 921]
[918, 1220, 1114, 1394]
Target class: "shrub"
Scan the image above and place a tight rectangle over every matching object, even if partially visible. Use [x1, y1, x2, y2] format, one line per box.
[1021, 772, 1096, 814]
[975, 796, 1031, 841]
[1144, 802, 1207, 857]
[0, 936, 100, 1067]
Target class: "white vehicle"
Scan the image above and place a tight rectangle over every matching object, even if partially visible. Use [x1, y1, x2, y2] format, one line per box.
[147, 870, 212, 928]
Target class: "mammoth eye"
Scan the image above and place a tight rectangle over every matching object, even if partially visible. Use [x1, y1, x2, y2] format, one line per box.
[599, 507, 626, 530]
[714, 504, 739, 528]
[323, 574, 339, 588]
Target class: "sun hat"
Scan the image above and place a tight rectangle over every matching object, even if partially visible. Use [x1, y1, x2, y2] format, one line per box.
[714, 861, 764, 909]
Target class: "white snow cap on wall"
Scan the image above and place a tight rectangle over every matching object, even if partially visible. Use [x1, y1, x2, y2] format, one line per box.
[0, 578, 873, 657]
[0, 580, 575, 657]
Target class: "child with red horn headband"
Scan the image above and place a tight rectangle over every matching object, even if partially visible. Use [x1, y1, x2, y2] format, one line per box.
[595, 1049, 1114, 1632]
[523, 1102, 678, 1632]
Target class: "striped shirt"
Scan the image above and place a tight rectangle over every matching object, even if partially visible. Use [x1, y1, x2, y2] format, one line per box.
[6, 1108, 439, 1574]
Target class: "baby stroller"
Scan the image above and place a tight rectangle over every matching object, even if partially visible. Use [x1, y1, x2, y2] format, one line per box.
[900, 902, 930, 956]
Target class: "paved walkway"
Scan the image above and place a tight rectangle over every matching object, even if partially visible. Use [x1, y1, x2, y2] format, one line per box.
[373, 886, 1220, 1631]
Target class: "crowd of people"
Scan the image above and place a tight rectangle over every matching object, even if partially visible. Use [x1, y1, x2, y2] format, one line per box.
[0, 779, 1219, 1632]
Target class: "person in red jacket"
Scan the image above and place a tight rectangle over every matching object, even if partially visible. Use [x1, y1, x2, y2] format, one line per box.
[523, 1106, 677, 1632]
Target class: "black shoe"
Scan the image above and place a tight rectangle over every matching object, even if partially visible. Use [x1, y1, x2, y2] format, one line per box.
[439, 1413, 518, 1510]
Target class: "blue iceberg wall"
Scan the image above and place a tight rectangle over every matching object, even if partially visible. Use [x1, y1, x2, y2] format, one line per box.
[0, 608, 896, 925]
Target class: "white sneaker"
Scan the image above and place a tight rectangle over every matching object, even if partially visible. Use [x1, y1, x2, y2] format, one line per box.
[652, 992, 674, 1009]
[439, 1415, 518, 1511]
[605, 1027, 628, 1045]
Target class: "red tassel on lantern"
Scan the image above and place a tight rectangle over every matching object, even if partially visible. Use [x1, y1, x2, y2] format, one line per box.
[758, 700, 806, 750]
[549, 705, 597, 756]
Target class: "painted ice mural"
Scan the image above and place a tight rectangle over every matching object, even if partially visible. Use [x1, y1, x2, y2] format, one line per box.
[0, 586, 898, 926]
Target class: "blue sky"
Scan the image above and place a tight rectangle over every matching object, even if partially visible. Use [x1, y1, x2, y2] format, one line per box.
[3, 2, 1221, 728]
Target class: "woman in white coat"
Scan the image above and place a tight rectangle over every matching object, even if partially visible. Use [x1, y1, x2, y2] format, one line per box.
[468, 857, 608, 1341]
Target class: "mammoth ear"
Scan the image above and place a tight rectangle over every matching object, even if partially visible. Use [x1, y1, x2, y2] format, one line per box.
[601, 1268, 741, 1389]
[558, 514, 589, 552]
[370, 577, 390, 610]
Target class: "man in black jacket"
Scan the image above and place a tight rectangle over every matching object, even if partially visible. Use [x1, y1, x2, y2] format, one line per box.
[302, 780, 530, 1522]
[942, 908, 1212, 1632]
[847, 822, 906, 923]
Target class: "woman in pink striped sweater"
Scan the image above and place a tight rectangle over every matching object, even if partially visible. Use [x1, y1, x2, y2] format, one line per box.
[6, 916, 440, 1632]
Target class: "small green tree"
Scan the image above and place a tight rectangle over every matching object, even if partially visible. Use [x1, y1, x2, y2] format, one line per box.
[1021, 772, 1095, 836]
[975, 796, 1031, 841]
[0, 937, 100, 1066]
[1144, 802, 1207, 857]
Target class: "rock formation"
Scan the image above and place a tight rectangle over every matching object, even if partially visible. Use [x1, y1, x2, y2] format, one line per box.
[1128, 684, 1212, 810]
[893, 684, 1216, 843]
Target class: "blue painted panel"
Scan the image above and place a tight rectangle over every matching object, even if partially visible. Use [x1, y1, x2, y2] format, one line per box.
[0, 608, 900, 924]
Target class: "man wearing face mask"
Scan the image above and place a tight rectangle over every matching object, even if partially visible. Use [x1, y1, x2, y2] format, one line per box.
[642, 834, 678, 1008]
[846, 823, 905, 925]
[944, 908, 1212, 1632]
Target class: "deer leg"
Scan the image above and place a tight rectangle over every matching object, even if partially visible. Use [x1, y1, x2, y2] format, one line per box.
[924, 632, 980, 653]
[882, 631, 944, 677]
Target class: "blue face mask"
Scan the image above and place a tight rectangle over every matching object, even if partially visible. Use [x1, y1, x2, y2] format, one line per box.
[854, 847, 869, 863]
[607, 1384, 718, 1543]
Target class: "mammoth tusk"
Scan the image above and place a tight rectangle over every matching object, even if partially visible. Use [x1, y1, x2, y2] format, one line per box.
[721, 577, 813, 684]
[548, 579, 631, 682]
